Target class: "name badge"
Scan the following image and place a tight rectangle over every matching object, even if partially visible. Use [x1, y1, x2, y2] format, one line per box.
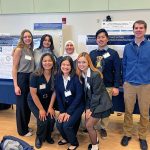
[103, 52, 110, 59]
[25, 55, 32, 60]
[64, 90, 72, 97]
[39, 84, 46, 89]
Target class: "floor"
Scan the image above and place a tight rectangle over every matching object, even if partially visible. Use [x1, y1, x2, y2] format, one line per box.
[0, 107, 149, 150]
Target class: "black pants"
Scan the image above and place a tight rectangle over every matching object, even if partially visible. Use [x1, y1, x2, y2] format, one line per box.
[16, 73, 31, 135]
[28, 98, 55, 141]
[56, 104, 84, 146]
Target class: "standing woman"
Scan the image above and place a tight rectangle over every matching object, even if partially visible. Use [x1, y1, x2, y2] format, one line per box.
[76, 52, 112, 150]
[28, 53, 56, 149]
[57, 40, 78, 68]
[55, 56, 84, 150]
[34, 34, 57, 69]
[12, 29, 34, 136]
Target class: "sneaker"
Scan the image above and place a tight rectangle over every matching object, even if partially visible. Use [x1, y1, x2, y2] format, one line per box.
[24, 131, 33, 137]
[100, 129, 107, 139]
[139, 139, 148, 150]
[88, 140, 99, 149]
[88, 144, 99, 150]
[121, 136, 131, 146]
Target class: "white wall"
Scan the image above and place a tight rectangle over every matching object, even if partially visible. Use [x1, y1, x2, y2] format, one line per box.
[0, 10, 150, 55]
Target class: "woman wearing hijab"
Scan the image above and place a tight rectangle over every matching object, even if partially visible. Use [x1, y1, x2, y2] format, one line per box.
[57, 40, 78, 69]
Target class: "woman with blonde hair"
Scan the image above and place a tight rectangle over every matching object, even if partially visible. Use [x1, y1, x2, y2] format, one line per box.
[12, 29, 34, 136]
[76, 52, 112, 150]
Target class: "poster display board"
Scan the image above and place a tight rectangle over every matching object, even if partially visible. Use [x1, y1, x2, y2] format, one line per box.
[78, 21, 135, 57]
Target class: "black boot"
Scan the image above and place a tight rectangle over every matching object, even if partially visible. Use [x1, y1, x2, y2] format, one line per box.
[35, 137, 42, 149]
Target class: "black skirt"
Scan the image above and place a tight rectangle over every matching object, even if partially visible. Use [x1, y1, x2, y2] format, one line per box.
[91, 108, 113, 119]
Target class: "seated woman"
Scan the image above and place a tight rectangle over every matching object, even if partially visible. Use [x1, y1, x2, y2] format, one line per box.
[55, 56, 84, 150]
[27, 53, 56, 149]
[76, 52, 113, 150]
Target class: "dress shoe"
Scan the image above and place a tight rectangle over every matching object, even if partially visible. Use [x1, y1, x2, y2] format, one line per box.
[35, 137, 42, 149]
[58, 139, 68, 145]
[67, 144, 79, 150]
[88, 140, 99, 149]
[47, 137, 54, 144]
[88, 144, 99, 150]
[24, 131, 33, 137]
[121, 136, 131, 146]
[139, 139, 148, 150]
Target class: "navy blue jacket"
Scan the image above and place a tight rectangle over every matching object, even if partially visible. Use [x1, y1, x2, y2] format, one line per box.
[90, 48, 121, 88]
[55, 74, 84, 115]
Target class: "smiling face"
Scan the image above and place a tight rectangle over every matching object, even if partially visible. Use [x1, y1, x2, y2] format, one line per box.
[23, 31, 32, 45]
[42, 55, 53, 70]
[96, 32, 108, 49]
[133, 23, 146, 40]
[77, 56, 89, 73]
[43, 36, 51, 48]
[61, 60, 71, 75]
[65, 42, 75, 55]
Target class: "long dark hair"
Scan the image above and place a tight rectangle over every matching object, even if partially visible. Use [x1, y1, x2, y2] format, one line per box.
[38, 34, 54, 50]
[59, 56, 75, 77]
[34, 53, 56, 76]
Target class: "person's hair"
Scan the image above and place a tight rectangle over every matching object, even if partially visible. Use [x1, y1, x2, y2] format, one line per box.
[133, 20, 147, 29]
[76, 52, 103, 81]
[38, 34, 54, 50]
[96, 28, 109, 39]
[34, 53, 56, 76]
[59, 56, 75, 77]
[16, 29, 33, 50]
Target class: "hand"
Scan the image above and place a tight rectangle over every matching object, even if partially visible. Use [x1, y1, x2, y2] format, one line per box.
[47, 107, 55, 119]
[112, 87, 119, 96]
[85, 109, 92, 120]
[39, 109, 47, 121]
[63, 113, 70, 122]
[58, 113, 65, 123]
[15, 85, 21, 95]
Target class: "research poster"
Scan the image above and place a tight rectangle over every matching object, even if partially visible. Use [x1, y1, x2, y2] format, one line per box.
[78, 21, 135, 57]
[0, 23, 63, 79]
[0, 35, 41, 79]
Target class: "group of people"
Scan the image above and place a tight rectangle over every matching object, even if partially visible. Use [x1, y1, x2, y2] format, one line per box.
[12, 20, 150, 150]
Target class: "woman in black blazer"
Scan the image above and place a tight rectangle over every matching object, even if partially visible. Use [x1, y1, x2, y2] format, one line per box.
[76, 52, 112, 150]
[55, 56, 84, 150]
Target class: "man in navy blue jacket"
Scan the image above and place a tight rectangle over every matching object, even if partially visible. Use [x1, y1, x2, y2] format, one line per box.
[121, 20, 150, 150]
[90, 29, 121, 139]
